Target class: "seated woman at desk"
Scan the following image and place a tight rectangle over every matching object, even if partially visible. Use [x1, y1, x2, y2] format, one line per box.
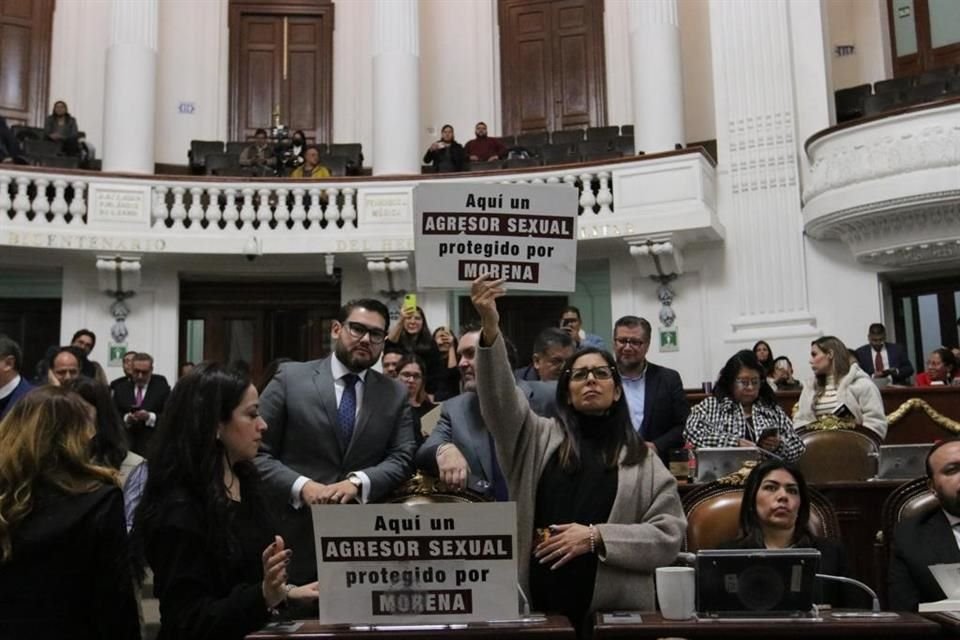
[794, 336, 887, 440]
[721, 459, 860, 607]
[684, 350, 805, 461]
[470, 274, 685, 637]
[915, 348, 957, 386]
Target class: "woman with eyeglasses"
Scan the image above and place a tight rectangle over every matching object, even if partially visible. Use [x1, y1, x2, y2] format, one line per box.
[794, 336, 887, 440]
[386, 306, 456, 401]
[397, 354, 437, 445]
[469, 275, 685, 637]
[684, 350, 805, 461]
[916, 348, 958, 386]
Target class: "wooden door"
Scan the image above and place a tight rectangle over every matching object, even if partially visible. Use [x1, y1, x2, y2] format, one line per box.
[0, 0, 53, 127]
[229, 0, 334, 143]
[0, 297, 60, 381]
[499, 0, 606, 134]
[458, 294, 569, 369]
[888, 0, 960, 77]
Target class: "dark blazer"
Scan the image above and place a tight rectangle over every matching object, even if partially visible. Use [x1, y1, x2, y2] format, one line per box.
[255, 357, 416, 584]
[637, 363, 689, 457]
[0, 376, 33, 419]
[854, 342, 915, 385]
[0, 484, 140, 639]
[415, 382, 557, 497]
[422, 141, 466, 172]
[112, 375, 171, 456]
[889, 508, 960, 611]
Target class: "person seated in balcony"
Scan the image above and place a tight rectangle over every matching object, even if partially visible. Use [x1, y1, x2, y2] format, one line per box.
[769, 356, 802, 391]
[719, 460, 857, 606]
[239, 128, 276, 172]
[0, 116, 23, 163]
[44, 100, 82, 156]
[684, 350, 805, 461]
[916, 348, 957, 386]
[423, 124, 465, 173]
[753, 340, 774, 377]
[289, 130, 307, 166]
[464, 121, 506, 163]
[853, 322, 915, 385]
[794, 336, 887, 440]
[289, 146, 330, 179]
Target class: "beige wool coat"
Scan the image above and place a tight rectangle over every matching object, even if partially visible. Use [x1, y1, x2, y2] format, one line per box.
[477, 334, 686, 614]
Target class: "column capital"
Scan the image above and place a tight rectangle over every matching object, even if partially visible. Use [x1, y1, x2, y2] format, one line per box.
[110, 0, 158, 51]
[627, 0, 679, 29]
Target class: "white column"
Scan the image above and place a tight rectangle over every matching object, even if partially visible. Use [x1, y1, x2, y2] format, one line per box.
[627, 0, 685, 153]
[101, 0, 158, 174]
[709, 0, 818, 340]
[372, 0, 420, 175]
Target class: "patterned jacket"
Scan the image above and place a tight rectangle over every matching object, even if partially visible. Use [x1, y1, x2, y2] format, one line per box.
[683, 395, 805, 461]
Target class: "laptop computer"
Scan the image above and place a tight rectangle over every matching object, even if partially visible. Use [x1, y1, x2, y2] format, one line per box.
[877, 444, 929, 480]
[693, 447, 763, 483]
[696, 549, 820, 619]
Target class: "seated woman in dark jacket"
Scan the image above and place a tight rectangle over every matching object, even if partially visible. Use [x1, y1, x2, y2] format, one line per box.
[422, 124, 465, 172]
[721, 459, 865, 607]
[44, 100, 82, 155]
[0, 386, 140, 639]
[132, 363, 318, 639]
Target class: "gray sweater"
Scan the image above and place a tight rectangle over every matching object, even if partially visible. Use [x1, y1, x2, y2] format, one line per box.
[477, 333, 686, 613]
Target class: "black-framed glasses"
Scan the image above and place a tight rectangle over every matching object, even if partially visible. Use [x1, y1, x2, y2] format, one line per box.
[568, 366, 614, 382]
[735, 377, 761, 388]
[344, 321, 387, 344]
[399, 371, 423, 381]
[614, 337, 646, 347]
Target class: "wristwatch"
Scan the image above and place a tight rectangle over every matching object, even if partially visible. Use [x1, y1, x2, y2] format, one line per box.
[347, 474, 362, 491]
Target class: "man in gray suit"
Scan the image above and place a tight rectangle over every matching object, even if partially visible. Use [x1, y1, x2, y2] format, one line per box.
[257, 298, 416, 584]
[416, 329, 556, 499]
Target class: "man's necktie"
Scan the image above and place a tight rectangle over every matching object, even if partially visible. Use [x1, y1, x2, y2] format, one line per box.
[874, 351, 883, 374]
[338, 374, 359, 445]
[135, 386, 144, 407]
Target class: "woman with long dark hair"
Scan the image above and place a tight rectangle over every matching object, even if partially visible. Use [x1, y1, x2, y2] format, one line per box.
[722, 459, 853, 606]
[0, 386, 140, 638]
[753, 340, 774, 376]
[386, 305, 452, 399]
[132, 363, 317, 639]
[470, 275, 684, 636]
[794, 336, 887, 440]
[916, 348, 958, 386]
[685, 350, 805, 461]
[44, 100, 81, 155]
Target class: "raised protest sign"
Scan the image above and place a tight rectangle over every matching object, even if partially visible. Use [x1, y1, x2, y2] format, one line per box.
[413, 183, 579, 292]
[312, 502, 518, 625]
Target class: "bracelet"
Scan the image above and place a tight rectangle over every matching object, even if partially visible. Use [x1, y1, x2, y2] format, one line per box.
[283, 583, 294, 600]
[588, 524, 596, 555]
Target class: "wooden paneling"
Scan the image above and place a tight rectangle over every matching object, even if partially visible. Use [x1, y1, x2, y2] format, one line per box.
[0, 298, 61, 379]
[499, 0, 606, 134]
[229, 1, 333, 144]
[888, 0, 960, 77]
[0, 0, 52, 127]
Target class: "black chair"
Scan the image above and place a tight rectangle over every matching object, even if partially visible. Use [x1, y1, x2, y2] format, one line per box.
[538, 143, 575, 166]
[204, 153, 240, 176]
[504, 157, 542, 169]
[917, 66, 957, 86]
[498, 134, 517, 147]
[586, 126, 619, 142]
[465, 160, 503, 172]
[328, 144, 363, 169]
[31, 154, 79, 169]
[863, 91, 903, 116]
[834, 84, 872, 122]
[516, 132, 549, 148]
[873, 76, 914, 97]
[189, 140, 225, 171]
[620, 124, 633, 136]
[946, 77, 960, 96]
[225, 142, 248, 155]
[906, 82, 947, 105]
[582, 151, 623, 163]
[577, 139, 612, 157]
[613, 136, 635, 155]
[11, 125, 43, 142]
[24, 139, 61, 157]
[319, 155, 348, 177]
[551, 129, 585, 147]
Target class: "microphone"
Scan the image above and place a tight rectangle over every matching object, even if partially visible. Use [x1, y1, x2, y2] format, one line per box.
[517, 583, 531, 617]
[815, 573, 899, 618]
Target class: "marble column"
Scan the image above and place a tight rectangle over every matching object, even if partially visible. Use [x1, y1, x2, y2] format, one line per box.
[372, 0, 420, 175]
[627, 0, 685, 154]
[709, 0, 818, 339]
[102, 0, 158, 174]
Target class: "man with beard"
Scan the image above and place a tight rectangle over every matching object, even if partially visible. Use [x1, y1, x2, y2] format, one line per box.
[70, 329, 109, 385]
[464, 121, 507, 163]
[889, 439, 960, 611]
[256, 298, 416, 585]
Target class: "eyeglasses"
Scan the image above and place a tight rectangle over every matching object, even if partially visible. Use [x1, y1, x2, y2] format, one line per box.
[568, 366, 614, 382]
[614, 337, 646, 347]
[344, 321, 387, 344]
[399, 371, 422, 381]
[735, 377, 762, 388]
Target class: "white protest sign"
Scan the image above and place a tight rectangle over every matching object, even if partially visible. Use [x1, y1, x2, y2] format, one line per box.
[313, 502, 518, 624]
[413, 183, 579, 292]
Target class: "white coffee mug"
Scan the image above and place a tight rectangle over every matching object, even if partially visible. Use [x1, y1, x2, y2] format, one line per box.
[656, 566, 696, 620]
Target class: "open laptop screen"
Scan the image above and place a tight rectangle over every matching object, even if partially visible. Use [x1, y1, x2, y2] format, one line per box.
[696, 548, 821, 618]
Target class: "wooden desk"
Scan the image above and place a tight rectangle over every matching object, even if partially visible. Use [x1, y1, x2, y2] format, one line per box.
[247, 615, 575, 639]
[925, 611, 960, 636]
[592, 611, 940, 639]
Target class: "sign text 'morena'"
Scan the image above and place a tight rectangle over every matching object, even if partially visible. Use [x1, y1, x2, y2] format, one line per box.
[421, 212, 574, 239]
[321, 535, 513, 562]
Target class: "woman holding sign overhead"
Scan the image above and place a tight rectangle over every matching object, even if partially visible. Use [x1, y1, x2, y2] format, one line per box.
[385, 301, 454, 400]
[469, 274, 685, 636]
[131, 363, 318, 639]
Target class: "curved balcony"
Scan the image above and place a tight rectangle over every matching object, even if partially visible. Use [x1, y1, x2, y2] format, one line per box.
[802, 97, 960, 268]
[0, 148, 721, 261]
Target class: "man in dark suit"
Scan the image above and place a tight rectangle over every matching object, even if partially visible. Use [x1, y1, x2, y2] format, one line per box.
[889, 439, 960, 611]
[416, 329, 557, 499]
[854, 322, 914, 385]
[513, 327, 575, 382]
[256, 298, 416, 585]
[0, 335, 33, 419]
[112, 351, 171, 456]
[109, 350, 137, 391]
[613, 315, 689, 461]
